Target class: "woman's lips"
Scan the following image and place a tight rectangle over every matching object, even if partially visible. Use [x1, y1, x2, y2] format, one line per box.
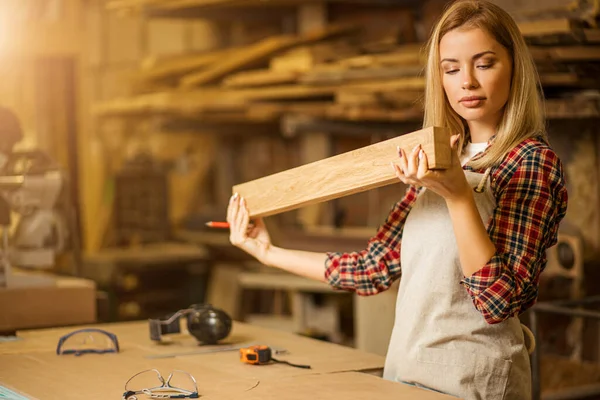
[460, 98, 485, 108]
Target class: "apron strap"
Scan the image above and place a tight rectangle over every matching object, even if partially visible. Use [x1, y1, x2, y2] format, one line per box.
[473, 167, 492, 193]
[520, 323, 536, 355]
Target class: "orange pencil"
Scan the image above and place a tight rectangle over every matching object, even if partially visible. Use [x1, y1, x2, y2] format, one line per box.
[205, 221, 230, 228]
[205, 221, 255, 229]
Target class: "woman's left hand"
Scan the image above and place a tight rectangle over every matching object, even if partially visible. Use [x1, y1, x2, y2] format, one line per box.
[391, 134, 471, 203]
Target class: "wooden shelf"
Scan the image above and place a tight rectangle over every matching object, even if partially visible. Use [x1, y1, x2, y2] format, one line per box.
[107, 0, 414, 21]
[94, 8, 600, 125]
[545, 97, 600, 119]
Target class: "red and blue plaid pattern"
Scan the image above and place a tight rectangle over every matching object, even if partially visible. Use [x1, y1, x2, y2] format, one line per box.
[324, 137, 568, 324]
[324, 185, 418, 295]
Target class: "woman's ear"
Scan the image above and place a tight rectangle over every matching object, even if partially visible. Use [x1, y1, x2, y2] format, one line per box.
[450, 134, 461, 149]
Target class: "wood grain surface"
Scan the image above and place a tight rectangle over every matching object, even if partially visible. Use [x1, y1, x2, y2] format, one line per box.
[232, 126, 450, 218]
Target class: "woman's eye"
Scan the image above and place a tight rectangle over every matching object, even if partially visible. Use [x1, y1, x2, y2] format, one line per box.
[477, 64, 492, 69]
[444, 69, 459, 75]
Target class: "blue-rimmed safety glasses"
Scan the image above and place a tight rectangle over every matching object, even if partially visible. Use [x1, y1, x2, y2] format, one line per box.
[56, 328, 120, 356]
[123, 369, 199, 399]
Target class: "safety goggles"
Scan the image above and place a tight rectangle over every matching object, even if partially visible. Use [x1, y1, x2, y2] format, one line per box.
[123, 369, 199, 399]
[56, 328, 120, 356]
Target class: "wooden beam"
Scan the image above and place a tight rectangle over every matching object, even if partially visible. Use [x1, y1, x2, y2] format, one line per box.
[180, 35, 296, 87]
[269, 40, 359, 72]
[108, 0, 362, 13]
[584, 29, 600, 43]
[140, 48, 238, 82]
[232, 76, 425, 101]
[335, 44, 425, 68]
[518, 18, 575, 38]
[539, 72, 581, 86]
[232, 126, 450, 218]
[94, 76, 426, 117]
[530, 45, 600, 62]
[222, 69, 301, 88]
[106, 0, 165, 11]
[180, 24, 357, 87]
[301, 65, 423, 85]
[545, 97, 600, 119]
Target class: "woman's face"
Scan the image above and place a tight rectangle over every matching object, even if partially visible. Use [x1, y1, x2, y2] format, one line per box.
[439, 27, 512, 128]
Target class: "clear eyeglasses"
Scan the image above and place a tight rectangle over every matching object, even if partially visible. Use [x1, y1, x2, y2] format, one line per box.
[56, 328, 120, 356]
[122, 369, 199, 399]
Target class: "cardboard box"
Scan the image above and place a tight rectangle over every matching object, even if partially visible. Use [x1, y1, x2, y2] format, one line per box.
[0, 273, 96, 333]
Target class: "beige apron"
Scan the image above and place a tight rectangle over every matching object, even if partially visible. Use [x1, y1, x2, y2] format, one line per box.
[383, 170, 531, 400]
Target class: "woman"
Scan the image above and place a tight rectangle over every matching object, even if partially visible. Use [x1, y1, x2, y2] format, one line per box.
[227, 0, 568, 398]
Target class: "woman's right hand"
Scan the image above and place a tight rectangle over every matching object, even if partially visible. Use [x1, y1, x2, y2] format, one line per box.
[227, 193, 272, 264]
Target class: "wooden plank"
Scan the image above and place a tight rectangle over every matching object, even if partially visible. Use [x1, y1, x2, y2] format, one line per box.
[530, 45, 600, 61]
[235, 77, 425, 101]
[335, 45, 424, 68]
[301, 65, 423, 85]
[517, 18, 588, 44]
[269, 48, 316, 73]
[93, 77, 426, 117]
[547, 46, 600, 61]
[270, 46, 330, 73]
[107, 0, 241, 13]
[269, 41, 359, 72]
[231, 83, 336, 100]
[584, 29, 600, 43]
[545, 97, 600, 119]
[324, 104, 423, 122]
[518, 18, 575, 38]
[539, 72, 581, 86]
[151, 0, 287, 11]
[106, 0, 163, 11]
[335, 90, 380, 106]
[140, 49, 235, 82]
[222, 69, 301, 88]
[108, 0, 347, 13]
[180, 24, 357, 87]
[336, 89, 420, 107]
[232, 126, 450, 218]
[180, 35, 295, 87]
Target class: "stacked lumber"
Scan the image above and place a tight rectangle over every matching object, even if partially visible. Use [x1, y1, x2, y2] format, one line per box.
[96, 16, 600, 122]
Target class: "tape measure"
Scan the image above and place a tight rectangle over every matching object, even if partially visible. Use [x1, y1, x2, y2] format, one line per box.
[239, 345, 311, 369]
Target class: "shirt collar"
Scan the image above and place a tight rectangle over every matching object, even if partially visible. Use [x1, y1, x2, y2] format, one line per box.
[462, 132, 495, 172]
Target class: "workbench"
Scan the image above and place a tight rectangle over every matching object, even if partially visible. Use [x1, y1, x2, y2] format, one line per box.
[0, 320, 454, 399]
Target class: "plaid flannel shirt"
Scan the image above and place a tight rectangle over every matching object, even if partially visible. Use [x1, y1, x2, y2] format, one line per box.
[324, 137, 568, 324]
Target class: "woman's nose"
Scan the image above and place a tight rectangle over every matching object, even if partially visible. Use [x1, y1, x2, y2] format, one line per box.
[462, 68, 479, 89]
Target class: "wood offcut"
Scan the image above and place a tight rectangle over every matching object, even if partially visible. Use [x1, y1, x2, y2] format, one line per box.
[232, 126, 450, 218]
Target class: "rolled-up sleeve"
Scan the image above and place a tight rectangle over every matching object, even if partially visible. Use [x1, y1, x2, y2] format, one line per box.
[461, 146, 568, 324]
[324, 186, 419, 296]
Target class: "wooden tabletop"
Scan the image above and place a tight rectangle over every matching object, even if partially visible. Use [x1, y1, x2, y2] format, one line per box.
[0, 320, 456, 399]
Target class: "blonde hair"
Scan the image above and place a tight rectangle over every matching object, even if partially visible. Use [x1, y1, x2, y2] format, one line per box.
[422, 0, 546, 170]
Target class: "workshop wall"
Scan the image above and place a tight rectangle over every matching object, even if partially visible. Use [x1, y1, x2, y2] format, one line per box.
[0, 0, 82, 249]
[82, 5, 226, 250]
[83, 0, 600, 259]
[0, 0, 80, 165]
[79, 0, 303, 251]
